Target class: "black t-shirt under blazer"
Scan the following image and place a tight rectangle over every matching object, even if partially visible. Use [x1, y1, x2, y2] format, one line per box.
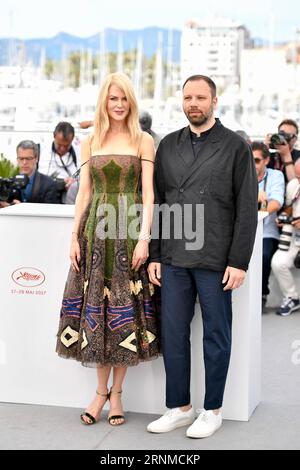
[149, 118, 258, 272]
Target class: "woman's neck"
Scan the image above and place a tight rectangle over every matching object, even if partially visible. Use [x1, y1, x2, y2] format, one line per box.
[109, 120, 128, 134]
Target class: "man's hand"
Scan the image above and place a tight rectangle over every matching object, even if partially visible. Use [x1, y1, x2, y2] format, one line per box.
[264, 133, 272, 147]
[222, 266, 246, 291]
[265, 133, 293, 162]
[275, 141, 292, 162]
[258, 190, 268, 205]
[292, 219, 300, 230]
[0, 199, 21, 208]
[148, 262, 161, 286]
[78, 120, 93, 129]
[64, 177, 76, 190]
[276, 210, 290, 228]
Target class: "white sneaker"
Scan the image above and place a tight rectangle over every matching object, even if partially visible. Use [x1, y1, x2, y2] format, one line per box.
[147, 407, 195, 433]
[186, 409, 222, 438]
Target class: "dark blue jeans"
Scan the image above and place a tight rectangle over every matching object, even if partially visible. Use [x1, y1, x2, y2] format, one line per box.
[161, 264, 232, 410]
[262, 238, 279, 296]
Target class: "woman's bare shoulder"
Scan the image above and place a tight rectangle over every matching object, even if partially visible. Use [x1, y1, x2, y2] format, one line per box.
[141, 130, 154, 144]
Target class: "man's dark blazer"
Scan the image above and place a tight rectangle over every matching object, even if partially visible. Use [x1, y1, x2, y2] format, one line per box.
[149, 119, 258, 272]
[28, 171, 60, 204]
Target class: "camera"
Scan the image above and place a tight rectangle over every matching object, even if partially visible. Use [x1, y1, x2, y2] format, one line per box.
[49, 171, 66, 203]
[52, 176, 66, 192]
[50, 171, 66, 192]
[277, 213, 294, 225]
[269, 130, 294, 149]
[278, 214, 300, 251]
[0, 174, 29, 203]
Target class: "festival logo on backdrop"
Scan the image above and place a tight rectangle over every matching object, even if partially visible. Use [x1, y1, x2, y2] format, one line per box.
[11, 267, 46, 288]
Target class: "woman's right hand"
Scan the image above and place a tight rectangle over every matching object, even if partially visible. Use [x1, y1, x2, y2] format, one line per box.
[70, 234, 81, 272]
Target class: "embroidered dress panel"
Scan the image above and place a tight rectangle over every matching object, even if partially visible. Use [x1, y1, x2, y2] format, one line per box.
[56, 152, 160, 367]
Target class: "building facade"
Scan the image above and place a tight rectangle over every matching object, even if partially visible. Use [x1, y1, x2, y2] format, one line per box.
[181, 17, 251, 88]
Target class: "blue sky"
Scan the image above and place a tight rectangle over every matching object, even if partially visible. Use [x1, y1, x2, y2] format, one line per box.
[2, 0, 300, 42]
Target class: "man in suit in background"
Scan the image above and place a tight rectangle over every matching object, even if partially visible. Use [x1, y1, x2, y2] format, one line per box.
[0, 140, 60, 208]
[147, 75, 258, 439]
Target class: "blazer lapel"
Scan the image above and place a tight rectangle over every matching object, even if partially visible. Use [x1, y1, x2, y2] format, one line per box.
[180, 123, 224, 186]
[176, 126, 195, 167]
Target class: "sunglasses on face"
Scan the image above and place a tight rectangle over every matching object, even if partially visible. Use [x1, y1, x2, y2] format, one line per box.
[254, 158, 265, 164]
[279, 132, 297, 140]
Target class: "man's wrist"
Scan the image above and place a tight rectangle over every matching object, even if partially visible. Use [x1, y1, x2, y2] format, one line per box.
[281, 152, 294, 164]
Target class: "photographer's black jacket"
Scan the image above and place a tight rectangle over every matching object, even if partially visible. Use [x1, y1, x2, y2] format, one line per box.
[28, 171, 60, 204]
[149, 119, 258, 272]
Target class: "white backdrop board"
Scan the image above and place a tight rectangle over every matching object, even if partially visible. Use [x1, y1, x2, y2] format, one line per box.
[0, 204, 266, 421]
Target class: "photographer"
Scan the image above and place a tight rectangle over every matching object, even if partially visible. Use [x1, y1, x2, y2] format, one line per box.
[271, 159, 300, 316]
[252, 142, 285, 310]
[265, 119, 300, 182]
[0, 140, 59, 208]
[38, 122, 80, 203]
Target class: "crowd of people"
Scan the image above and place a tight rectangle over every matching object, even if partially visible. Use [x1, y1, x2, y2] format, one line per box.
[240, 119, 300, 316]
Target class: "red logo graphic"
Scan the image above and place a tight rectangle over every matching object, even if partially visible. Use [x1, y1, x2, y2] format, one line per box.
[12, 267, 46, 287]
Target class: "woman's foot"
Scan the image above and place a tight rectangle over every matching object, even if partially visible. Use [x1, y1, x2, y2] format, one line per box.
[108, 387, 125, 426]
[80, 389, 110, 425]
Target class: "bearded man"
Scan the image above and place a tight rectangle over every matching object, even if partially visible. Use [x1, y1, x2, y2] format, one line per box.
[147, 75, 258, 439]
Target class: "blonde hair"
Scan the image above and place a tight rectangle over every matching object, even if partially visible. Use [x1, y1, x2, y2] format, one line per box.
[92, 73, 141, 151]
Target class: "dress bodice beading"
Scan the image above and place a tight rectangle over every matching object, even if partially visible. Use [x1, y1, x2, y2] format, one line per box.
[89, 154, 142, 196]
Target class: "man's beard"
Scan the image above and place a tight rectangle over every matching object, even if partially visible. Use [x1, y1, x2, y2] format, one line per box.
[185, 106, 214, 127]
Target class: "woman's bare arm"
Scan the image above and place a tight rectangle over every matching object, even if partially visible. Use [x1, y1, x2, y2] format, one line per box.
[140, 132, 156, 238]
[71, 136, 93, 235]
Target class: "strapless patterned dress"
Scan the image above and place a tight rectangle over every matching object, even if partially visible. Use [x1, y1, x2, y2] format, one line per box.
[55, 151, 160, 367]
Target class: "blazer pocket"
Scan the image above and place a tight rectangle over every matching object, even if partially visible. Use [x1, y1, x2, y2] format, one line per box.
[210, 171, 233, 203]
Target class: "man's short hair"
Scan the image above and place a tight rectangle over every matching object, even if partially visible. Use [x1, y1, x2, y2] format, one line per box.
[182, 75, 217, 98]
[251, 141, 270, 159]
[16, 140, 38, 158]
[235, 130, 251, 143]
[278, 119, 299, 135]
[54, 121, 75, 139]
[139, 110, 153, 132]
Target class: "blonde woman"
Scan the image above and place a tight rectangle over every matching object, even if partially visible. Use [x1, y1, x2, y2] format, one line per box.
[56, 73, 160, 426]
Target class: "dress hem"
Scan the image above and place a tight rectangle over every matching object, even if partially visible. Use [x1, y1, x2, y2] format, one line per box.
[56, 351, 162, 369]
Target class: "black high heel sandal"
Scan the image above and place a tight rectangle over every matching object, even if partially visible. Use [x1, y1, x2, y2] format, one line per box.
[108, 388, 125, 426]
[80, 389, 110, 425]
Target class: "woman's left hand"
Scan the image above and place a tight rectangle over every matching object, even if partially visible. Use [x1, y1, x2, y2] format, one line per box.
[132, 240, 149, 271]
